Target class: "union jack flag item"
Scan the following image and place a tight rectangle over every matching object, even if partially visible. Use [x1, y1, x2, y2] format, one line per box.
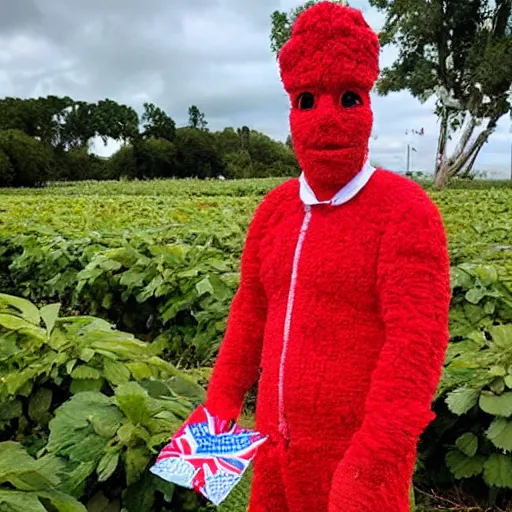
[150, 405, 267, 505]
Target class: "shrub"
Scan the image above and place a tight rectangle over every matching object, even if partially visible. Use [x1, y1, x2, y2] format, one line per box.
[418, 264, 512, 508]
[134, 138, 178, 179]
[175, 128, 225, 179]
[0, 129, 53, 187]
[63, 148, 108, 181]
[0, 148, 14, 187]
[0, 292, 206, 512]
[108, 145, 138, 179]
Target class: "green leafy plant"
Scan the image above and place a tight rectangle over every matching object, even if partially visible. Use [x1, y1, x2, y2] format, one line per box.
[0, 292, 208, 511]
[419, 264, 512, 508]
[42, 383, 193, 511]
[0, 293, 203, 422]
[0, 442, 86, 512]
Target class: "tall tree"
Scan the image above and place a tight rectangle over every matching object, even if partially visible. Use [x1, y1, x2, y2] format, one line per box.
[93, 99, 139, 145]
[237, 125, 251, 149]
[141, 102, 176, 142]
[369, 0, 512, 187]
[188, 105, 208, 130]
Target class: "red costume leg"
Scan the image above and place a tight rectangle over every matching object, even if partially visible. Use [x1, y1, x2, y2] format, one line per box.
[248, 441, 289, 512]
[280, 441, 346, 512]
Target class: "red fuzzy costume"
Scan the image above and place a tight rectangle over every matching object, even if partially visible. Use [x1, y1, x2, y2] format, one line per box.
[206, 2, 451, 511]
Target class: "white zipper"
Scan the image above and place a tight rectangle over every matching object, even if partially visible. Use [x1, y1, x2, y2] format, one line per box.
[278, 204, 312, 442]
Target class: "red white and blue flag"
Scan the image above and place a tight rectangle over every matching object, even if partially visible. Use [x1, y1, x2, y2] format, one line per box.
[150, 405, 267, 505]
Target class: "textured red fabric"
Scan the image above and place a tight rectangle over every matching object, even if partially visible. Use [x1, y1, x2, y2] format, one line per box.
[279, 1, 380, 201]
[206, 3, 451, 511]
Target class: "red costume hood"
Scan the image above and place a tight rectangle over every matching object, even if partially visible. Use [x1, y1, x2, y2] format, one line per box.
[278, 1, 380, 201]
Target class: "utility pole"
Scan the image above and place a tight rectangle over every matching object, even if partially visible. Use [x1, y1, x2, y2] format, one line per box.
[405, 128, 424, 174]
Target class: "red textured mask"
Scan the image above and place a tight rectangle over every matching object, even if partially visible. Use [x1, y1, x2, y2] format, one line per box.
[278, 2, 380, 201]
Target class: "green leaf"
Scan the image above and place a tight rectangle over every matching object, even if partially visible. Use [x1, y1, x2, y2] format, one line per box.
[125, 362, 153, 380]
[486, 418, 512, 451]
[28, 388, 53, 424]
[489, 324, 512, 349]
[490, 366, 507, 378]
[445, 387, 480, 415]
[0, 294, 40, 326]
[70, 378, 104, 394]
[505, 375, 512, 389]
[79, 348, 95, 363]
[66, 359, 77, 375]
[0, 443, 61, 491]
[71, 366, 102, 380]
[97, 452, 120, 482]
[479, 392, 512, 417]
[0, 490, 47, 512]
[103, 360, 131, 386]
[123, 446, 150, 486]
[483, 453, 512, 488]
[40, 303, 61, 336]
[455, 433, 478, 458]
[474, 266, 499, 287]
[0, 314, 46, 338]
[445, 450, 485, 479]
[465, 287, 485, 304]
[490, 377, 506, 394]
[38, 489, 88, 512]
[114, 383, 150, 425]
[46, 392, 121, 463]
[195, 277, 214, 296]
[0, 335, 22, 362]
[116, 424, 136, 445]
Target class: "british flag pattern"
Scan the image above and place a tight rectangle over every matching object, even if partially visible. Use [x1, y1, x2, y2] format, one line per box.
[150, 405, 267, 505]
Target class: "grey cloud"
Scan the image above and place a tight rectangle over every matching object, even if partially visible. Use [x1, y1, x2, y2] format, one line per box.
[0, 0, 509, 178]
[0, 0, 43, 33]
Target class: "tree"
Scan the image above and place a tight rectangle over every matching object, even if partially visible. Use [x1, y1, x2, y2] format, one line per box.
[188, 105, 208, 130]
[94, 99, 139, 145]
[237, 126, 251, 149]
[175, 127, 224, 178]
[0, 129, 53, 187]
[141, 103, 176, 142]
[0, 96, 74, 147]
[108, 145, 138, 180]
[270, 0, 348, 55]
[133, 138, 178, 179]
[369, 0, 512, 188]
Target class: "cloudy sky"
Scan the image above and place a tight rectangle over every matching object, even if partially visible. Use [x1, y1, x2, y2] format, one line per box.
[0, 0, 511, 178]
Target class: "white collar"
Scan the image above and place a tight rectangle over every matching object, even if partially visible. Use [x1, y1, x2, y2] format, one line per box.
[299, 161, 375, 206]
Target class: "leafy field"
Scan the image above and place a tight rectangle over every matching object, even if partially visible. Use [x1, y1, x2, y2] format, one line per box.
[1, 177, 512, 511]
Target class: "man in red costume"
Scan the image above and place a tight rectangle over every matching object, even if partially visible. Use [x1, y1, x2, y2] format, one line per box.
[206, 2, 451, 511]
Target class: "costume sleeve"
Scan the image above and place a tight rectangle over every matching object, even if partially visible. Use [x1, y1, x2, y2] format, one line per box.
[204, 201, 269, 422]
[329, 196, 451, 512]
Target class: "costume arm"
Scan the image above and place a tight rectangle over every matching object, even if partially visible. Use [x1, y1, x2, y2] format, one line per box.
[329, 196, 451, 512]
[204, 202, 269, 422]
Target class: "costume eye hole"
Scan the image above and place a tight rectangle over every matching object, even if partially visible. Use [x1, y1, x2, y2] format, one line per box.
[341, 91, 363, 108]
[297, 92, 315, 110]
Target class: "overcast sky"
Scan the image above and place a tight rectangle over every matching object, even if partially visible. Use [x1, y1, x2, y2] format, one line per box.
[0, 0, 511, 178]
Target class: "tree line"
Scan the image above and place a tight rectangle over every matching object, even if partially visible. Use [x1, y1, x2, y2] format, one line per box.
[0, 96, 299, 187]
